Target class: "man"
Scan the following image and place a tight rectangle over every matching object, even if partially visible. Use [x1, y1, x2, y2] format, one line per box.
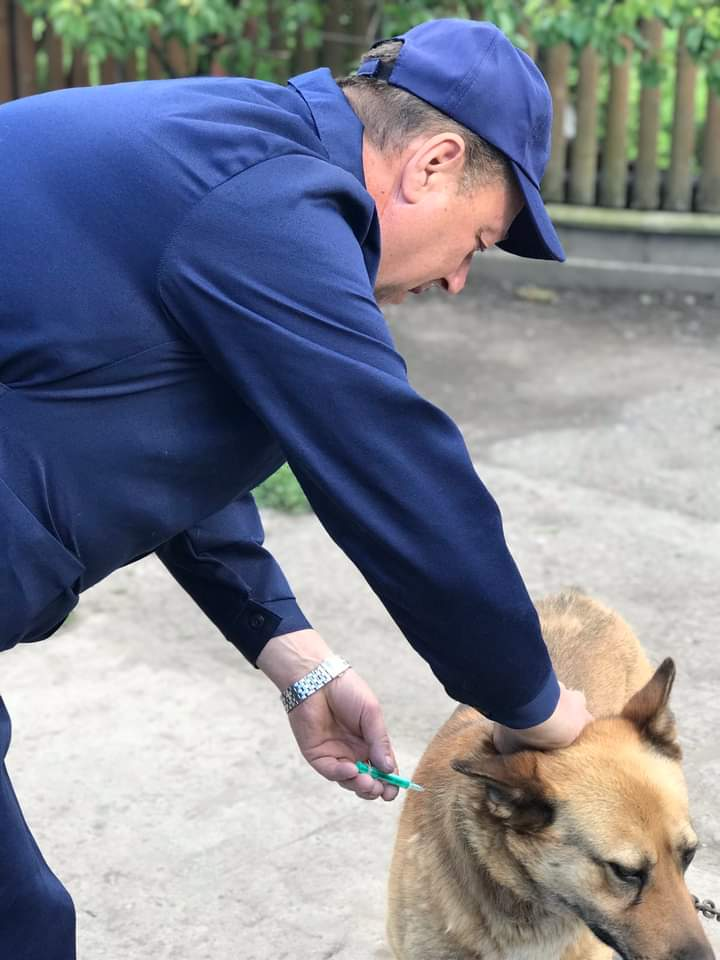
[0, 17, 591, 957]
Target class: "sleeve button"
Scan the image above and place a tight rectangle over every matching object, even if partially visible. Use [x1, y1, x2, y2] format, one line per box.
[248, 613, 266, 630]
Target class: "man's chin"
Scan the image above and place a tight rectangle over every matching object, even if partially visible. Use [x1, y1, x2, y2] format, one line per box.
[374, 286, 408, 306]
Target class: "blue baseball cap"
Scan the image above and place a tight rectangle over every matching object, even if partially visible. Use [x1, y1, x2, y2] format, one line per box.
[356, 18, 565, 262]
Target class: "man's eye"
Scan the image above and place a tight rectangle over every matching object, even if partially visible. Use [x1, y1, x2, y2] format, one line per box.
[607, 861, 646, 885]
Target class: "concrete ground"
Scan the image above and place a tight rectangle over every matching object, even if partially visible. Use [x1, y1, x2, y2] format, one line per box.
[2, 279, 719, 958]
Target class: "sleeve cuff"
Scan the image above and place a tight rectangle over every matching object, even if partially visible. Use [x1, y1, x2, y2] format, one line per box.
[491, 669, 561, 729]
[225, 597, 312, 664]
[443, 668, 561, 730]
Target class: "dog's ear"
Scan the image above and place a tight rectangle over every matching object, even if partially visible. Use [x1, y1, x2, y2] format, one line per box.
[621, 658, 681, 760]
[451, 753, 555, 833]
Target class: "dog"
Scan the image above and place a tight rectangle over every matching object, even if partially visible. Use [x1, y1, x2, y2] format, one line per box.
[387, 591, 715, 960]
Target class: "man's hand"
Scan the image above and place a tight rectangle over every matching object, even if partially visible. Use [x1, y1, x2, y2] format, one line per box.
[492, 682, 593, 754]
[288, 669, 399, 801]
[257, 629, 399, 801]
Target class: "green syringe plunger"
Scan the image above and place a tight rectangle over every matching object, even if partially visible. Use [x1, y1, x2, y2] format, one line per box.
[355, 760, 424, 792]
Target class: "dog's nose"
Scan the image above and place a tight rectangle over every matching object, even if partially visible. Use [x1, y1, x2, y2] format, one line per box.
[671, 939, 716, 960]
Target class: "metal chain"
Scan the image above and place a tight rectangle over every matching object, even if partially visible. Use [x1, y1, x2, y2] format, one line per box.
[693, 895, 720, 922]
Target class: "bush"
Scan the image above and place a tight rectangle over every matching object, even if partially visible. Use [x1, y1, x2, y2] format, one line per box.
[253, 462, 311, 514]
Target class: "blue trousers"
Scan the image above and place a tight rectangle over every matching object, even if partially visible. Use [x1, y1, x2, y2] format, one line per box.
[0, 698, 76, 959]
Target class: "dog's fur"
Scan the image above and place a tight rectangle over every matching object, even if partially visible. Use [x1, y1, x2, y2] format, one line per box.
[387, 591, 714, 960]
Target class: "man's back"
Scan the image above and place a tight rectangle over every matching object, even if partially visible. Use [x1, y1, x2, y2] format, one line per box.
[0, 75, 352, 636]
[1, 76, 320, 387]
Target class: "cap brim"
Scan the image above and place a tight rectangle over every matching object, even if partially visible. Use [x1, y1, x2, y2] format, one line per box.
[497, 161, 565, 262]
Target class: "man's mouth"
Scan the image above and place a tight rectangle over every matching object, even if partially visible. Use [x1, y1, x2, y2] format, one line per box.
[410, 281, 439, 295]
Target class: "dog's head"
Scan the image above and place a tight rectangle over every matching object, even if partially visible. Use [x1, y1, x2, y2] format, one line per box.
[452, 659, 715, 960]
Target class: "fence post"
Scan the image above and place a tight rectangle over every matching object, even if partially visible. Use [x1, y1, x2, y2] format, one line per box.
[632, 18, 663, 210]
[100, 57, 119, 84]
[542, 42, 571, 202]
[266, 0, 290, 81]
[123, 52, 138, 82]
[323, 0, 348, 76]
[697, 55, 720, 213]
[517, 21, 538, 63]
[147, 28, 164, 78]
[0, 0, 13, 102]
[599, 36, 632, 208]
[165, 37, 189, 77]
[665, 28, 697, 211]
[69, 47, 88, 87]
[349, 0, 375, 67]
[292, 25, 319, 75]
[46, 24, 65, 90]
[569, 43, 600, 206]
[13, 0, 36, 98]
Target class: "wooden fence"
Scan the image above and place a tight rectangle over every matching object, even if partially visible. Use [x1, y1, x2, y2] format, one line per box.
[1, 1, 718, 213]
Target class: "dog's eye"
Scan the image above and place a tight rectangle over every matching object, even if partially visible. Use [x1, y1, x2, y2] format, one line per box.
[681, 847, 697, 871]
[607, 861, 646, 885]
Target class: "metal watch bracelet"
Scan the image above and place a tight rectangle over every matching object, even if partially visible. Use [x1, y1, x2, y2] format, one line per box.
[280, 655, 351, 714]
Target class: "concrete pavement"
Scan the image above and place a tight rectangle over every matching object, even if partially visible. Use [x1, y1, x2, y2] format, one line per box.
[2, 280, 719, 957]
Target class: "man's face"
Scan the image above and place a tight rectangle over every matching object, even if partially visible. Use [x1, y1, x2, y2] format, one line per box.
[364, 132, 523, 306]
[374, 179, 523, 306]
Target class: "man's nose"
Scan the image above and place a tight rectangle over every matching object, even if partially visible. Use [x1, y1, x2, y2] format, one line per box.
[442, 257, 472, 295]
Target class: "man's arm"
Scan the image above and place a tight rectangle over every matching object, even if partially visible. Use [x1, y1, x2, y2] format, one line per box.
[157, 153, 561, 730]
[155, 493, 311, 661]
[157, 495, 402, 798]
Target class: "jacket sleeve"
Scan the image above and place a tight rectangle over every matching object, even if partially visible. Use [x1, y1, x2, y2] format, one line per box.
[156, 153, 560, 729]
[155, 493, 311, 663]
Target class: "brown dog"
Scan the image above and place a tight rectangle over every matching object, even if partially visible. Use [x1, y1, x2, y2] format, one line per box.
[387, 591, 714, 960]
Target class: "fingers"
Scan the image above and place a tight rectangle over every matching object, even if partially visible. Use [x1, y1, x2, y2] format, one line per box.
[559, 686, 594, 733]
[311, 756, 360, 783]
[310, 755, 399, 801]
[315, 757, 399, 801]
[493, 685, 594, 754]
[360, 699, 396, 776]
[337, 773, 399, 802]
[357, 697, 399, 800]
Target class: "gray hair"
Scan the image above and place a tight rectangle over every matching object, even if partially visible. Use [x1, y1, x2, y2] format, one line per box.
[338, 40, 513, 192]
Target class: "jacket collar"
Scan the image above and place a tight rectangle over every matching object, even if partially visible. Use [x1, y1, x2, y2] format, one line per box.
[289, 69, 366, 188]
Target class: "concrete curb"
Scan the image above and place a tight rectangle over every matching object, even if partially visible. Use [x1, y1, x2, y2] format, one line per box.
[476, 205, 720, 295]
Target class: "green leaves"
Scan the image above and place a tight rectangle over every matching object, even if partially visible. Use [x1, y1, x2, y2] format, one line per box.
[639, 53, 666, 87]
[708, 52, 720, 94]
[40, 0, 162, 60]
[254, 463, 311, 514]
[20, 0, 720, 79]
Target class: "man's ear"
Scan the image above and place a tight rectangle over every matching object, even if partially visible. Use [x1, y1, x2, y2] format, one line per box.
[399, 133, 466, 203]
[451, 752, 555, 833]
[621, 658, 681, 760]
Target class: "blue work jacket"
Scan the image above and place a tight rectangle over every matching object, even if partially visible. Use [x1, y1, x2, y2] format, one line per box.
[0, 68, 559, 727]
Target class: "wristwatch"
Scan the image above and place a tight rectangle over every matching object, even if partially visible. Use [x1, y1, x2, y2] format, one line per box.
[280, 655, 351, 714]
